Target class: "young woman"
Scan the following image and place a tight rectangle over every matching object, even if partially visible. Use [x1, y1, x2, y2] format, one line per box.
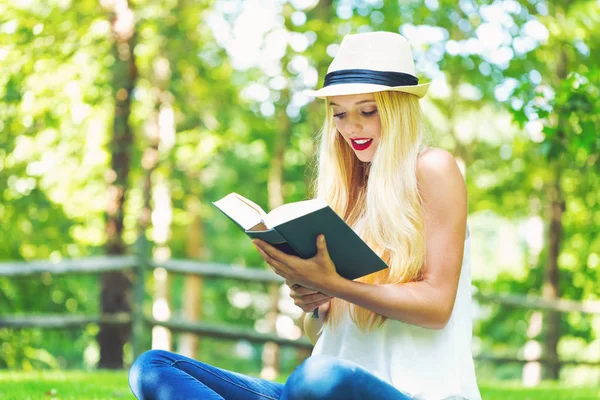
[129, 31, 481, 400]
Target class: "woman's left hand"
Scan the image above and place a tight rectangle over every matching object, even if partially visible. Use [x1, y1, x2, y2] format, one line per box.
[252, 235, 340, 293]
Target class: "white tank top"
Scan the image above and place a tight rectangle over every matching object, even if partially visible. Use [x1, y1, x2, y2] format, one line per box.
[312, 218, 481, 400]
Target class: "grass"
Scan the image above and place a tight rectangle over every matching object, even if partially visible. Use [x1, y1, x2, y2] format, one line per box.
[0, 371, 131, 400]
[478, 382, 599, 400]
[0, 370, 598, 399]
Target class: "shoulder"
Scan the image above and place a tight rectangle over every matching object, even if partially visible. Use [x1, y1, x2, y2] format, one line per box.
[416, 147, 461, 177]
[416, 147, 464, 186]
[416, 147, 466, 204]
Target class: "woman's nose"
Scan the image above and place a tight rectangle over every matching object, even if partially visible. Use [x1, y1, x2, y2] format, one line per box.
[346, 114, 362, 134]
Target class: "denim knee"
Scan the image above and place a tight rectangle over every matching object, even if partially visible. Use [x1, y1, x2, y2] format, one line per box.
[129, 349, 173, 397]
[283, 354, 352, 400]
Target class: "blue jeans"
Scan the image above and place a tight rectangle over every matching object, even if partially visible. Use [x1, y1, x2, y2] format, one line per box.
[129, 349, 412, 399]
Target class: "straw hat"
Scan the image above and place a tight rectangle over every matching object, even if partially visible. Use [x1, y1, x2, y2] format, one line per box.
[304, 31, 430, 99]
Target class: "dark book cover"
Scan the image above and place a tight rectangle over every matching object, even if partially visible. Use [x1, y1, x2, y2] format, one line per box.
[241, 206, 388, 281]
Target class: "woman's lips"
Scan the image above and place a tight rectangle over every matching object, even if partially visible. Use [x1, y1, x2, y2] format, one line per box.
[351, 138, 373, 151]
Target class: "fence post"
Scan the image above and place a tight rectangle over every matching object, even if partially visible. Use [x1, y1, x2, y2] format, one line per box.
[261, 281, 280, 379]
[132, 234, 150, 360]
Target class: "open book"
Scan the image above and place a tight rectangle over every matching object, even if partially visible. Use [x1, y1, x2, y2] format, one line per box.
[212, 192, 388, 281]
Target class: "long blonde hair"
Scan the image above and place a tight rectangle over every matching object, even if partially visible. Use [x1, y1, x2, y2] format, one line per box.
[312, 90, 428, 331]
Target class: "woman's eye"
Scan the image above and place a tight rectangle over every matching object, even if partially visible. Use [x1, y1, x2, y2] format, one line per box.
[333, 110, 376, 119]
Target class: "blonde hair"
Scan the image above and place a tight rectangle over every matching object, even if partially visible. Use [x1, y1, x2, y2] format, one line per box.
[311, 91, 428, 331]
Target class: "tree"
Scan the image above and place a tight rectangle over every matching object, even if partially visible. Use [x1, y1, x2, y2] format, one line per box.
[98, 0, 137, 369]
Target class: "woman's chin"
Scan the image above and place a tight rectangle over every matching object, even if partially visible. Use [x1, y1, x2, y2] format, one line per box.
[349, 143, 375, 162]
[355, 153, 374, 163]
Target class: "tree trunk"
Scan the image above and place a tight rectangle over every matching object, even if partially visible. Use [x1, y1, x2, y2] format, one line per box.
[541, 33, 568, 381]
[543, 166, 564, 380]
[178, 197, 205, 358]
[99, 0, 137, 369]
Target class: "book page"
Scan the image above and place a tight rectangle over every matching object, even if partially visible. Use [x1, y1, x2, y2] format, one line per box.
[263, 198, 328, 228]
[231, 193, 267, 217]
[247, 221, 268, 231]
[213, 193, 265, 230]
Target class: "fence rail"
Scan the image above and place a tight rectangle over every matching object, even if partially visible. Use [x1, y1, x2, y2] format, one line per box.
[1, 251, 599, 370]
[0, 256, 137, 277]
[0, 313, 132, 328]
[473, 292, 600, 315]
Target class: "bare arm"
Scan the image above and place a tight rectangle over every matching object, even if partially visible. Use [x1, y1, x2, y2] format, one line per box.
[302, 301, 330, 344]
[321, 148, 467, 329]
[303, 312, 322, 345]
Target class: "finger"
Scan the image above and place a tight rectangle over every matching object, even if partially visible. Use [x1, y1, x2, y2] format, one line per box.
[290, 291, 319, 301]
[255, 246, 286, 271]
[316, 234, 331, 261]
[295, 294, 332, 309]
[253, 239, 297, 267]
[302, 292, 332, 304]
[298, 297, 332, 312]
[286, 281, 306, 292]
[289, 286, 319, 298]
[290, 290, 325, 303]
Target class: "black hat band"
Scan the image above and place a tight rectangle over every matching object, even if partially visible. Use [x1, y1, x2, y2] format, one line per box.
[323, 69, 419, 88]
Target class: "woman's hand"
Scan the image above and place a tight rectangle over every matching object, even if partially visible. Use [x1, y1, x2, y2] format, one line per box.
[316, 299, 331, 323]
[287, 281, 332, 313]
[252, 234, 341, 293]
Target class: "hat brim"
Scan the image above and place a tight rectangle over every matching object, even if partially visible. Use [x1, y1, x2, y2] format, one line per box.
[303, 82, 430, 99]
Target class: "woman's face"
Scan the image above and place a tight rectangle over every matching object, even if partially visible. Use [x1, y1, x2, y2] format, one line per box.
[328, 93, 382, 163]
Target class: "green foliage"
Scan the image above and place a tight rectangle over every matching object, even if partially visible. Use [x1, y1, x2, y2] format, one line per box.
[0, 0, 598, 385]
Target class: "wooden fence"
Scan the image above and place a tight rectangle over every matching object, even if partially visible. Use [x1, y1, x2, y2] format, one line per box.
[1, 237, 599, 370]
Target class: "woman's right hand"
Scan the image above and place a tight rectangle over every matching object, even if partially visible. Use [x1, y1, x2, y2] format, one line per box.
[287, 281, 332, 314]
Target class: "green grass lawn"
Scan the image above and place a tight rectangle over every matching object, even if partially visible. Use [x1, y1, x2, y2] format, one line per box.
[0, 371, 598, 399]
[0, 371, 130, 399]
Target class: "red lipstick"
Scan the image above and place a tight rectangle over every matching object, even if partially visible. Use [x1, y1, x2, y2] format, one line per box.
[350, 138, 373, 151]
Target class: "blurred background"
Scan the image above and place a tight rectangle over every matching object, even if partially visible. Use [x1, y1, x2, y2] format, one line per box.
[1, 0, 599, 397]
